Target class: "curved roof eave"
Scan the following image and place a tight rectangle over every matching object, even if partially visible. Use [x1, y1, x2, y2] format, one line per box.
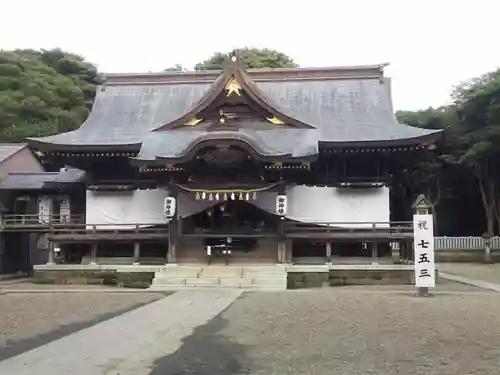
[27, 138, 142, 153]
[318, 128, 443, 148]
[133, 129, 319, 164]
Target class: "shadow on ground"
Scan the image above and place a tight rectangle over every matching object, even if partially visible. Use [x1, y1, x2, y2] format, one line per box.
[150, 311, 250, 375]
[0, 292, 171, 362]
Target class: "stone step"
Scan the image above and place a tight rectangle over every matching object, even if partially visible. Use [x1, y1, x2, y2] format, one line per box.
[200, 266, 243, 278]
[151, 277, 186, 286]
[148, 284, 195, 291]
[149, 284, 285, 291]
[157, 266, 201, 278]
[219, 277, 251, 287]
[243, 266, 287, 278]
[185, 277, 220, 286]
[149, 264, 287, 291]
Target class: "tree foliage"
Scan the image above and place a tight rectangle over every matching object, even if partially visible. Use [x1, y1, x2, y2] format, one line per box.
[164, 64, 185, 72]
[194, 47, 298, 71]
[396, 69, 500, 236]
[0, 48, 98, 142]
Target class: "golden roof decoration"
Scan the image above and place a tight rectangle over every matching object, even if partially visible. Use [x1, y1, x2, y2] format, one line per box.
[225, 76, 242, 97]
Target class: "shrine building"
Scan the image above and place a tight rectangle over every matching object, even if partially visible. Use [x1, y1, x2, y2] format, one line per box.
[25, 58, 442, 280]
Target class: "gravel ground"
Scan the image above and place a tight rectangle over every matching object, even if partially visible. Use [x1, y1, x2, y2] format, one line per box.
[0, 292, 165, 361]
[439, 263, 500, 284]
[0, 281, 121, 291]
[156, 285, 500, 375]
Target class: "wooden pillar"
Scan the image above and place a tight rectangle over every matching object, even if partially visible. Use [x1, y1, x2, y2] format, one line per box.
[371, 242, 378, 264]
[391, 241, 401, 263]
[90, 243, 97, 265]
[165, 185, 179, 264]
[277, 242, 283, 263]
[400, 241, 406, 262]
[325, 242, 332, 263]
[0, 234, 4, 272]
[277, 217, 285, 264]
[167, 215, 178, 263]
[133, 242, 140, 265]
[47, 241, 56, 265]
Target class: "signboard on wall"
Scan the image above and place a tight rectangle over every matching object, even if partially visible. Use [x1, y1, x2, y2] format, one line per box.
[37, 196, 53, 224]
[413, 214, 436, 288]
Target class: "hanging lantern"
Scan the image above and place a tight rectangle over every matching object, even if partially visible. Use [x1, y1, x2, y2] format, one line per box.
[202, 192, 206, 200]
[252, 191, 257, 200]
[209, 193, 213, 201]
[215, 192, 219, 200]
[231, 192, 236, 200]
[245, 192, 250, 200]
[195, 192, 200, 200]
[238, 192, 243, 200]
[223, 192, 228, 200]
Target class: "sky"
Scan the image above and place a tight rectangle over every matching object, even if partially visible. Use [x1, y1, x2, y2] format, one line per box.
[1, 0, 499, 110]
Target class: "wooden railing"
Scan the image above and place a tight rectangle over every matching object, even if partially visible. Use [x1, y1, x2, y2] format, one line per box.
[1, 214, 85, 230]
[285, 221, 413, 239]
[0, 215, 414, 241]
[47, 223, 170, 240]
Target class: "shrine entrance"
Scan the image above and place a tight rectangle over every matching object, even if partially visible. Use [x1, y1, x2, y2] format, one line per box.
[178, 199, 280, 264]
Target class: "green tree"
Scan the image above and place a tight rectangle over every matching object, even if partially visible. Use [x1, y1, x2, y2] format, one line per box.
[395, 69, 500, 236]
[164, 64, 185, 72]
[395, 107, 457, 234]
[0, 49, 98, 142]
[194, 47, 298, 71]
[451, 69, 500, 235]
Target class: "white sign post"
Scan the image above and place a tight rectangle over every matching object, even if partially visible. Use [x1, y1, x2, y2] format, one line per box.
[413, 214, 435, 295]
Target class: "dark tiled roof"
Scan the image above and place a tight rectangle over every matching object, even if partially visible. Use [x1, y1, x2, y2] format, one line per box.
[0, 143, 27, 162]
[0, 169, 86, 190]
[28, 66, 441, 152]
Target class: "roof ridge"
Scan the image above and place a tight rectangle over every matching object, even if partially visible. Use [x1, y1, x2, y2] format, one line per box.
[103, 63, 388, 86]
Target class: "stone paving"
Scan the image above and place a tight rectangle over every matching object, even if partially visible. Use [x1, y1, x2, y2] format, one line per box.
[0, 292, 165, 362]
[439, 263, 500, 284]
[1, 281, 499, 375]
[174, 286, 500, 375]
[0, 290, 242, 375]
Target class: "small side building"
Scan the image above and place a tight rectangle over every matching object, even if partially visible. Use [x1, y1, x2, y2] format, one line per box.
[0, 144, 85, 274]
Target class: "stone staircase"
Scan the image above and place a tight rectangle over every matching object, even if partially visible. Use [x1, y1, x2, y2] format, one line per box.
[149, 265, 287, 291]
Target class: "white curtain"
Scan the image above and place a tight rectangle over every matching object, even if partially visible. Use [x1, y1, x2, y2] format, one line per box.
[86, 189, 170, 229]
[251, 186, 390, 228]
[85, 186, 389, 229]
[286, 185, 390, 228]
[86, 189, 219, 229]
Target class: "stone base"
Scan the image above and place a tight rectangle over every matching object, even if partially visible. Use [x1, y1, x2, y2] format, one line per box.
[436, 250, 500, 263]
[287, 264, 416, 289]
[33, 263, 429, 290]
[328, 269, 414, 286]
[34, 269, 118, 286]
[33, 265, 159, 288]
